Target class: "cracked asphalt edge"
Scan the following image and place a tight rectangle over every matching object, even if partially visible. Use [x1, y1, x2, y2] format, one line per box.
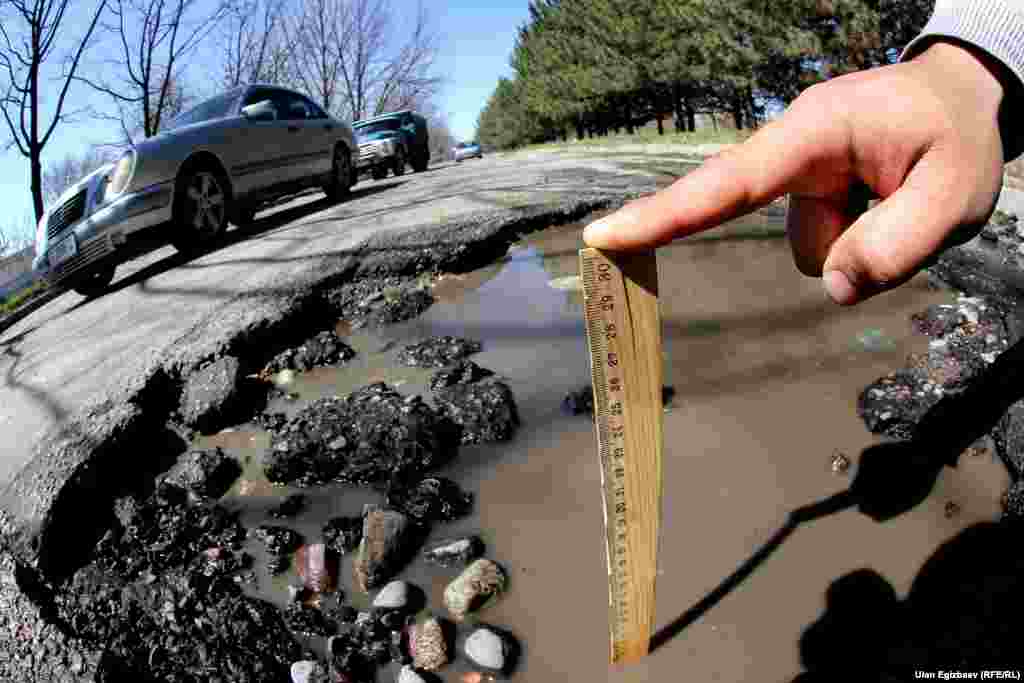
[0, 189, 649, 680]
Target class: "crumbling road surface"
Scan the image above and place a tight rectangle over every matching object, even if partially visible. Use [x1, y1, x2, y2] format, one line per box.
[0, 152, 661, 487]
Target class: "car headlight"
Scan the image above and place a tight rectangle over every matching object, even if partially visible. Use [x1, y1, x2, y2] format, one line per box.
[106, 150, 136, 198]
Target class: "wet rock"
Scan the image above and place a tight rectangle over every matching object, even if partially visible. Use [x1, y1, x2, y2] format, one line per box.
[327, 277, 435, 328]
[327, 633, 373, 681]
[285, 604, 336, 637]
[410, 617, 449, 671]
[253, 525, 303, 575]
[386, 477, 473, 524]
[397, 336, 482, 368]
[434, 381, 519, 444]
[59, 562, 299, 681]
[263, 331, 356, 378]
[443, 559, 506, 621]
[162, 447, 241, 500]
[422, 536, 484, 568]
[296, 543, 337, 593]
[373, 580, 411, 609]
[253, 525, 303, 556]
[353, 505, 420, 591]
[93, 483, 246, 579]
[254, 411, 289, 433]
[1002, 480, 1024, 521]
[179, 355, 247, 432]
[270, 493, 307, 519]
[993, 401, 1024, 478]
[291, 659, 330, 683]
[562, 384, 677, 416]
[429, 361, 495, 391]
[463, 626, 515, 674]
[857, 370, 939, 441]
[398, 664, 432, 683]
[911, 305, 967, 339]
[264, 383, 457, 487]
[323, 516, 363, 555]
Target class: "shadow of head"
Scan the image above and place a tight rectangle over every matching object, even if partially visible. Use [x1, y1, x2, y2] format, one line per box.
[796, 521, 1024, 679]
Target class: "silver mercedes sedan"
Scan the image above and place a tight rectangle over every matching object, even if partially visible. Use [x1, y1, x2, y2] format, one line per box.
[32, 84, 357, 296]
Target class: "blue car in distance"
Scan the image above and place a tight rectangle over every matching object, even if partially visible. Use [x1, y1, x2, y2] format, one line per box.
[453, 142, 483, 162]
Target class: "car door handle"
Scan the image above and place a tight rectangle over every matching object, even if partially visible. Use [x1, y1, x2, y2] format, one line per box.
[287, 125, 299, 132]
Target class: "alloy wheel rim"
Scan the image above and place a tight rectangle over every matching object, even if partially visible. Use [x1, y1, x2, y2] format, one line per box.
[186, 172, 225, 235]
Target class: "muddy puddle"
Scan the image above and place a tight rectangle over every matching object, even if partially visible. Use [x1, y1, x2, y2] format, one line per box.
[198, 209, 1007, 682]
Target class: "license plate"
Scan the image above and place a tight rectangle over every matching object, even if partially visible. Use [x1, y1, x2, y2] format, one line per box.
[48, 234, 77, 268]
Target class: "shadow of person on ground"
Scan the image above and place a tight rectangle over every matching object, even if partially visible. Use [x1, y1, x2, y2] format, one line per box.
[651, 336, 1024, 673]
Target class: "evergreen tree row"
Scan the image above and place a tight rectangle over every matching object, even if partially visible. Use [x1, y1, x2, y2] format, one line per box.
[478, 0, 934, 149]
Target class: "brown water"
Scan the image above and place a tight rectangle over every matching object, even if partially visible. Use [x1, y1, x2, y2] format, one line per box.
[198, 211, 1007, 682]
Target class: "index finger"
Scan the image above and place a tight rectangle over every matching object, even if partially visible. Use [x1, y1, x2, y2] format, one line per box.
[582, 94, 849, 250]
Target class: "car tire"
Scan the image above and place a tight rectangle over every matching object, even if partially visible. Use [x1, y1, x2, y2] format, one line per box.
[412, 152, 429, 172]
[372, 165, 387, 181]
[392, 147, 406, 176]
[233, 205, 257, 228]
[324, 145, 352, 203]
[172, 167, 229, 252]
[72, 263, 116, 298]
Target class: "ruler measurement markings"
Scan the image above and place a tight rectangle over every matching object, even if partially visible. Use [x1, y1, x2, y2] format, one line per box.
[580, 247, 662, 665]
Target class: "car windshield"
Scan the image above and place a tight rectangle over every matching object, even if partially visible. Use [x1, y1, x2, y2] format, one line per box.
[355, 120, 401, 139]
[165, 87, 245, 131]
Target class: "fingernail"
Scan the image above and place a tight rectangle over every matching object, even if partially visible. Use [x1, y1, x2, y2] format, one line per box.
[823, 270, 856, 305]
[583, 218, 612, 245]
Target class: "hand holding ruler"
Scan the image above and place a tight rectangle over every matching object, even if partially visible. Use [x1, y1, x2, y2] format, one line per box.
[579, 247, 663, 665]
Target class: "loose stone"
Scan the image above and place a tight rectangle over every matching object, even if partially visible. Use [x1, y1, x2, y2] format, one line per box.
[353, 505, 419, 591]
[323, 516, 363, 555]
[291, 659, 329, 683]
[398, 665, 430, 683]
[444, 559, 506, 621]
[397, 336, 482, 368]
[464, 626, 514, 673]
[373, 580, 411, 610]
[411, 617, 448, 671]
[297, 543, 336, 593]
[422, 536, 484, 568]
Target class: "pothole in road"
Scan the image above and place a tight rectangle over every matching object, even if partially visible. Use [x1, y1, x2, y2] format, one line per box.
[51, 209, 1014, 681]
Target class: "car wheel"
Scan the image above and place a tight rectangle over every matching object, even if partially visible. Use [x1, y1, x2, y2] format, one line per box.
[371, 165, 387, 181]
[172, 168, 228, 252]
[233, 205, 257, 228]
[392, 147, 406, 176]
[324, 145, 352, 203]
[72, 263, 116, 298]
[412, 152, 428, 172]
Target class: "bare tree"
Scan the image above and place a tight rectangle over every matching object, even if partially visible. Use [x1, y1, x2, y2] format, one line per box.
[42, 145, 112, 204]
[282, 0, 442, 121]
[78, 0, 226, 144]
[219, 0, 290, 87]
[0, 210, 36, 257]
[358, 1, 441, 118]
[0, 0, 107, 221]
[282, 0, 348, 114]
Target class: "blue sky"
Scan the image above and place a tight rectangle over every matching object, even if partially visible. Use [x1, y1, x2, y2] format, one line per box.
[0, 0, 530, 247]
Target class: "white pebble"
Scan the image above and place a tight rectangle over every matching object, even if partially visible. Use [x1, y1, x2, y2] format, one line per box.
[465, 628, 507, 670]
[373, 580, 410, 609]
[397, 665, 428, 683]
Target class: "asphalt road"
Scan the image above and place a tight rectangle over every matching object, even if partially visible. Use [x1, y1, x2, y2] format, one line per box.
[0, 150, 661, 485]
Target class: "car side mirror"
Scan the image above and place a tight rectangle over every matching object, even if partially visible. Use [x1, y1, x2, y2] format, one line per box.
[242, 100, 276, 121]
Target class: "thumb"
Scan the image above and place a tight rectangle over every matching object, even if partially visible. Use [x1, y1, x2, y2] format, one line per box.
[821, 151, 967, 305]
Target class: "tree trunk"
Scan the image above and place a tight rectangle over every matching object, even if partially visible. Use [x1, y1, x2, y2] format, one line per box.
[656, 114, 664, 136]
[575, 116, 585, 141]
[732, 97, 744, 130]
[673, 82, 684, 132]
[685, 105, 696, 133]
[31, 149, 44, 223]
[623, 96, 634, 135]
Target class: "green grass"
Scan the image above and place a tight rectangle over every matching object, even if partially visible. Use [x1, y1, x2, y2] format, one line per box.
[516, 125, 753, 154]
[0, 280, 48, 316]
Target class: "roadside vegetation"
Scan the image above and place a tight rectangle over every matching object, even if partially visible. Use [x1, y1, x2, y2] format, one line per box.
[0, 279, 47, 316]
[477, 0, 934, 151]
